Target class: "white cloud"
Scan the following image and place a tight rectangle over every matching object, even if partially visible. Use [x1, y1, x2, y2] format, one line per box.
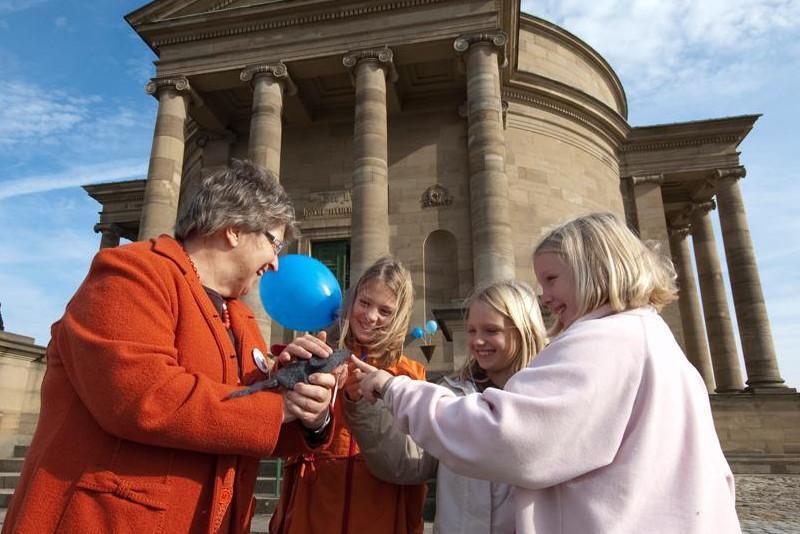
[0, 0, 47, 14]
[0, 81, 91, 145]
[523, 0, 800, 115]
[0, 160, 148, 200]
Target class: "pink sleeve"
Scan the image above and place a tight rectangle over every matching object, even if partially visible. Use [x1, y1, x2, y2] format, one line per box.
[383, 321, 644, 489]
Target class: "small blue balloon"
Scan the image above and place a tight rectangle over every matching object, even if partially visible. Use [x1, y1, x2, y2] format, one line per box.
[424, 320, 438, 335]
[260, 254, 343, 332]
[411, 327, 424, 339]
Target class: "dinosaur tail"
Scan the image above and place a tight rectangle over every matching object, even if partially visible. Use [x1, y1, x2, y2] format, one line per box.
[224, 379, 277, 400]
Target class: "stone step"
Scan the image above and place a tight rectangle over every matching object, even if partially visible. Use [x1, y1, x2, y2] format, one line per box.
[253, 494, 279, 515]
[0, 460, 23, 473]
[727, 454, 800, 475]
[258, 460, 281, 477]
[12, 446, 28, 459]
[0, 473, 19, 490]
[254, 477, 278, 495]
[0, 488, 13, 508]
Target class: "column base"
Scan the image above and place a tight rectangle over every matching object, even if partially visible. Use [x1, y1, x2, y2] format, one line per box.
[744, 385, 798, 394]
[714, 388, 746, 394]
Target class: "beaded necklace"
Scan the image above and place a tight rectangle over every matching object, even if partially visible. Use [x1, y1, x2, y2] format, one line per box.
[183, 247, 232, 329]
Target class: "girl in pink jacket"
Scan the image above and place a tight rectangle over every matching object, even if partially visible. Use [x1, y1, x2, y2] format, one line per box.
[354, 212, 741, 534]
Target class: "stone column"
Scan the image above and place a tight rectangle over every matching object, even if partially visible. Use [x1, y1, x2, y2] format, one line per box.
[690, 201, 744, 392]
[343, 47, 396, 281]
[715, 167, 790, 390]
[627, 174, 685, 349]
[240, 63, 296, 342]
[240, 62, 296, 175]
[454, 31, 515, 284]
[669, 225, 715, 392]
[94, 223, 121, 250]
[139, 77, 192, 240]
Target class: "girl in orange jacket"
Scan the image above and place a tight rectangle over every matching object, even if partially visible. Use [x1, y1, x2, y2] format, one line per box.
[269, 257, 427, 534]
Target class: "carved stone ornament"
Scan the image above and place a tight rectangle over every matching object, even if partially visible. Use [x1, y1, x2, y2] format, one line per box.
[628, 174, 664, 187]
[668, 225, 690, 240]
[453, 31, 508, 67]
[421, 184, 453, 208]
[715, 166, 746, 182]
[93, 222, 123, 237]
[342, 46, 399, 84]
[144, 76, 203, 106]
[302, 190, 353, 218]
[240, 61, 297, 95]
[690, 199, 717, 217]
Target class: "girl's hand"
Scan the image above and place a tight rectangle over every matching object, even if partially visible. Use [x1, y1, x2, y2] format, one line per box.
[350, 355, 393, 404]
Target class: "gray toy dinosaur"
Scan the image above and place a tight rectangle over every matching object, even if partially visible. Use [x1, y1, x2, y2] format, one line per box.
[225, 347, 351, 399]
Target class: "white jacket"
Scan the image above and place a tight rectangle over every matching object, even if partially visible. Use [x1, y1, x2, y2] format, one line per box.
[344, 376, 515, 533]
[383, 306, 741, 534]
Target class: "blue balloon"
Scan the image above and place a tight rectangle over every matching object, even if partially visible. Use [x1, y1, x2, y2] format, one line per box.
[424, 320, 438, 335]
[411, 327, 424, 339]
[260, 254, 343, 332]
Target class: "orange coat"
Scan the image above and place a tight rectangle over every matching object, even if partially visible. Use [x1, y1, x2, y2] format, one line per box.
[269, 356, 427, 534]
[2, 236, 315, 534]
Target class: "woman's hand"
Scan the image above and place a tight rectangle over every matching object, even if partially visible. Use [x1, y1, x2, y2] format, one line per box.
[282, 372, 336, 428]
[349, 356, 394, 404]
[275, 331, 332, 365]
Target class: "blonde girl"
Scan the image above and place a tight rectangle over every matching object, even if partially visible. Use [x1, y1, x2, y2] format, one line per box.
[354, 213, 740, 534]
[269, 257, 427, 534]
[347, 280, 547, 533]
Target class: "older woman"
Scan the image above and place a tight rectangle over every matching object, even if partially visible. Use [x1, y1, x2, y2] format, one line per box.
[3, 160, 337, 534]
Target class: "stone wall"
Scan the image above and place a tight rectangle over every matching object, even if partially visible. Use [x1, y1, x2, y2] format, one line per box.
[517, 22, 622, 113]
[0, 332, 46, 457]
[712, 393, 800, 474]
[505, 104, 625, 287]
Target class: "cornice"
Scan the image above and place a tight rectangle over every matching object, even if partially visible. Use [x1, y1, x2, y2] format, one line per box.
[502, 85, 628, 147]
[621, 134, 743, 154]
[138, 0, 450, 51]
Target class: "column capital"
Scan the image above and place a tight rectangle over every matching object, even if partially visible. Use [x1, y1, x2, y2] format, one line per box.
[342, 46, 398, 84]
[93, 222, 122, 236]
[690, 199, 717, 217]
[453, 31, 508, 67]
[668, 225, 690, 240]
[627, 174, 664, 186]
[145, 76, 202, 106]
[240, 61, 297, 95]
[715, 166, 747, 182]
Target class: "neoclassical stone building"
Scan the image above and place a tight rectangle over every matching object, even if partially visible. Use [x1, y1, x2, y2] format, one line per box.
[86, 0, 790, 397]
[78, 0, 794, 407]
[0, 0, 785, 500]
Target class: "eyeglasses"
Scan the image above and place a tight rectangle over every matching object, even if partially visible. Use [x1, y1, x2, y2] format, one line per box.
[264, 231, 285, 255]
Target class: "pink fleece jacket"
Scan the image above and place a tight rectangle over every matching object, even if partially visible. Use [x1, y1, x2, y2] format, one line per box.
[384, 306, 741, 533]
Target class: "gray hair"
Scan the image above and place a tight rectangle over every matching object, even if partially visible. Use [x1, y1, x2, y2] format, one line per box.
[174, 159, 298, 242]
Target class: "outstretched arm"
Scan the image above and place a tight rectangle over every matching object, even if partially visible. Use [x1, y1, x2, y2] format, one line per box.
[353, 327, 643, 490]
[345, 397, 437, 484]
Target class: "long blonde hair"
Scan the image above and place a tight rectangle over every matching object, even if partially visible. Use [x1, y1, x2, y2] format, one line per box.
[457, 280, 548, 386]
[534, 212, 677, 336]
[339, 257, 414, 368]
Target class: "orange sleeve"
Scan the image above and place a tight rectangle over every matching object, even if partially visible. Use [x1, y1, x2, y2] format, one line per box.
[55, 248, 283, 458]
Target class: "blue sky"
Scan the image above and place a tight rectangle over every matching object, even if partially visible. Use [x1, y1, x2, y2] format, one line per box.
[1, 0, 798, 388]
